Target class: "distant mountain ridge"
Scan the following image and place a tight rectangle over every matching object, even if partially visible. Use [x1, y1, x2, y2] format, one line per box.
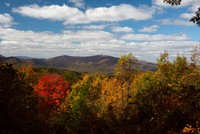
[0, 55, 157, 74]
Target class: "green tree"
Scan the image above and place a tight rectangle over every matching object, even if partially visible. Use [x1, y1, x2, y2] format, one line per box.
[115, 53, 137, 102]
[59, 74, 106, 133]
[18, 64, 38, 86]
[115, 53, 137, 82]
[134, 52, 200, 133]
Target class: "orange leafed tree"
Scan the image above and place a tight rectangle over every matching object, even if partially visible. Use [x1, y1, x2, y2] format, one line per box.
[34, 74, 70, 110]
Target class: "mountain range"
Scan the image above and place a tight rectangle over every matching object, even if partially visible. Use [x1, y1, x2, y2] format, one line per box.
[0, 55, 157, 74]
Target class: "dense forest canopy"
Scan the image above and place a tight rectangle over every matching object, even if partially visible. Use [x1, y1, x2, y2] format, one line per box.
[0, 51, 200, 133]
[0, 0, 199, 133]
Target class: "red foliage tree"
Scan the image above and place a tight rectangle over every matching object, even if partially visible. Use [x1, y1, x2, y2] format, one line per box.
[34, 74, 70, 110]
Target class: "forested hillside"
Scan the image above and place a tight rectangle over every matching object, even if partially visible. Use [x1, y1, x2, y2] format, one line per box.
[0, 52, 200, 134]
[0, 55, 156, 74]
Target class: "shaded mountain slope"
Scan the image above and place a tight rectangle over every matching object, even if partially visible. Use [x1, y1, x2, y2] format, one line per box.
[0, 55, 156, 74]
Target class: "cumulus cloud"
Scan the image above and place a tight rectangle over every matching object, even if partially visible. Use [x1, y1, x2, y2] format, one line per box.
[12, 4, 83, 21]
[188, 0, 200, 12]
[0, 2, 197, 62]
[65, 24, 108, 30]
[81, 25, 107, 30]
[180, 13, 194, 19]
[111, 26, 134, 33]
[0, 26, 196, 62]
[180, 0, 200, 21]
[0, 13, 14, 28]
[0, 26, 121, 58]
[121, 33, 190, 41]
[152, 0, 200, 27]
[12, 4, 155, 25]
[0, 28, 115, 45]
[139, 25, 159, 32]
[127, 40, 197, 61]
[158, 18, 193, 26]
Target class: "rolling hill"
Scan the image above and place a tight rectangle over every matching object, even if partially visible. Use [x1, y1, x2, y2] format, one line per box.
[0, 55, 157, 74]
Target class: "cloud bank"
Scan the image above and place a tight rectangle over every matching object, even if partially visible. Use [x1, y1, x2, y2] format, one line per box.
[12, 4, 155, 25]
[0, 26, 196, 62]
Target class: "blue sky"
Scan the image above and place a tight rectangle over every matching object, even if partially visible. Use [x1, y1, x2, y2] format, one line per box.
[0, 0, 199, 62]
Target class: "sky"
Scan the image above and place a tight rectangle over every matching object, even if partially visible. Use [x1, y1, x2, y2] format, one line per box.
[0, 0, 199, 62]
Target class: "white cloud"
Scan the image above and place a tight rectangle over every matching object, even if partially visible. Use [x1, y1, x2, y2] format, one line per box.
[0, 13, 14, 28]
[111, 26, 134, 33]
[0, 28, 115, 45]
[139, 25, 159, 32]
[0, 26, 121, 58]
[152, 0, 199, 27]
[65, 24, 107, 30]
[13, 4, 155, 25]
[158, 18, 194, 26]
[180, 13, 194, 19]
[13, 4, 83, 21]
[68, 0, 85, 8]
[127, 40, 197, 61]
[188, 0, 200, 12]
[0, 26, 196, 62]
[121, 33, 190, 41]
[179, 0, 200, 20]
[82, 25, 107, 30]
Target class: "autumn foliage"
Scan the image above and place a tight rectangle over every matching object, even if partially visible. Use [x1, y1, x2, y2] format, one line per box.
[34, 74, 70, 110]
[1, 49, 200, 133]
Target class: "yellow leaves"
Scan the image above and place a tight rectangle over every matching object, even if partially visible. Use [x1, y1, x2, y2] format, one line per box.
[18, 64, 37, 86]
[181, 69, 200, 88]
[72, 74, 90, 89]
[182, 124, 200, 134]
[18, 64, 34, 74]
[114, 53, 137, 81]
[97, 76, 138, 119]
[91, 75, 103, 89]
[168, 83, 172, 87]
